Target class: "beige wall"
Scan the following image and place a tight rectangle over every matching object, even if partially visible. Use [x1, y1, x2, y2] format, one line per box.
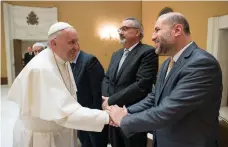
[2, 1, 228, 78]
[1, 1, 142, 78]
[142, 1, 228, 66]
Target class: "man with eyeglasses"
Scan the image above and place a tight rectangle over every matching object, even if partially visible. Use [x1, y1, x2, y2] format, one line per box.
[102, 17, 158, 147]
[32, 42, 45, 56]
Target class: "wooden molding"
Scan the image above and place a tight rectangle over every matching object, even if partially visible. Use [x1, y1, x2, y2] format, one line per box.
[1, 77, 8, 85]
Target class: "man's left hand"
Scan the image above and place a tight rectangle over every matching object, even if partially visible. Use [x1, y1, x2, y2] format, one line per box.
[102, 96, 109, 110]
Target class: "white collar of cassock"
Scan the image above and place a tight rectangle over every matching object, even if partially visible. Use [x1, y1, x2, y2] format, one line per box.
[53, 52, 67, 66]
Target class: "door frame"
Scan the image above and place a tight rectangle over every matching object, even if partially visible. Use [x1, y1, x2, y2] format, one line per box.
[207, 14, 228, 107]
[3, 3, 14, 86]
[207, 14, 228, 57]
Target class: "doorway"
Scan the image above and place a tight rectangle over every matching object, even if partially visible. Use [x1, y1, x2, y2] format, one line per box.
[13, 40, 43, 77]
[207, 14, 228, 108]
[207, 14, 228, 147]
[218, 29, 228, 107]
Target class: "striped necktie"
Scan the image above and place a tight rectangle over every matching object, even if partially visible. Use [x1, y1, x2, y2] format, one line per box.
[117, 49, 129, 74]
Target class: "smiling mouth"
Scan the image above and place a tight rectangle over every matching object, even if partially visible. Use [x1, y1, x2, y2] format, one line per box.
[154, 39, 160, 44]
[119, 35, 125, 39]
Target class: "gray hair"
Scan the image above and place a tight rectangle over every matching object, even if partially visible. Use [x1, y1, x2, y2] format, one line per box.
[124, 17, 144, 40]
[32, 42, 45, 50]
[47, 31, 62, 47]
[159, 12, 191, 35]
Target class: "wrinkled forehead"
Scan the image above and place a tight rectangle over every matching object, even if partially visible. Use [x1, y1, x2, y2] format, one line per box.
[121, 20, 135, 27]
[33, 46, 43, 50]
[154, 17, 170, 30]
[59, 28, 79, 40]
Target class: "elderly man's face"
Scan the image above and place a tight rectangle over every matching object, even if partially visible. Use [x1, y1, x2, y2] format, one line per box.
[55, 28, 79, 61]
[33, 46, 43, 55]
[118, 20, 140, 45]
[152, 18, 175, 55]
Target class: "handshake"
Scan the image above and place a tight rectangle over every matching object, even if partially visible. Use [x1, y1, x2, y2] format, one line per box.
[102, 96, 128, 127]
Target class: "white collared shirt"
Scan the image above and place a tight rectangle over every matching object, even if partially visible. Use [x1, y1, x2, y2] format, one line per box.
[173, 41, 193, 62]
[166, 41, 193, 77]
[124, 42, 139, 52]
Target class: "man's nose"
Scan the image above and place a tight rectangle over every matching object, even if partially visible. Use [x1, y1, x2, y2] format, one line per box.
[152, 32, 157, 42]
[74, 42, 79, 48]
[118, 29, 124, 35]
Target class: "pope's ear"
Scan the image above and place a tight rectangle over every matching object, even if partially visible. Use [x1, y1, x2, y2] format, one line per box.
[50, 39, 56, 47]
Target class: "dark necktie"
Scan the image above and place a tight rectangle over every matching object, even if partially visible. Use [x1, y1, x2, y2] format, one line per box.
[70, 63, 76, 71]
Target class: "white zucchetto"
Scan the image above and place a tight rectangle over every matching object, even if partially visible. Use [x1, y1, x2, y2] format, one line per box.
[48, 22, 73, 36]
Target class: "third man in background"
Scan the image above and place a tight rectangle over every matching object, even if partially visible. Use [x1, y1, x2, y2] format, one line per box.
[71, 44, 108, 147]
[23, 46, 34, 66]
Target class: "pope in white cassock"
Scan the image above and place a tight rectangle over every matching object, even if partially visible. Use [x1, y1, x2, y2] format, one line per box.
[8, 22, 110, 147]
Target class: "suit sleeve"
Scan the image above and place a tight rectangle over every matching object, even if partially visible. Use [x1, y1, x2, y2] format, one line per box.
[108, 49, 158, 106]
[127, 87, 155, 114]
[87, 56, 105, 109]
[54, 106, 109, 132]
[120, 57, 222, 137]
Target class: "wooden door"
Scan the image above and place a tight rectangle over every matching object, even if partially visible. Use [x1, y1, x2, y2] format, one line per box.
[13, 39, 23, 77]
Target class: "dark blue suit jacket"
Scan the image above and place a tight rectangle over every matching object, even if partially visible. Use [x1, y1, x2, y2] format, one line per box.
[24, 52, 34, 67]
[121, 42, 223, 147]
[71, 50, 104, 109]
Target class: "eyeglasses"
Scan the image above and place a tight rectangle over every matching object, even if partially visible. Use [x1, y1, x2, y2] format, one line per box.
[117, 26, 139, 33]
[34, 49, 43, 53]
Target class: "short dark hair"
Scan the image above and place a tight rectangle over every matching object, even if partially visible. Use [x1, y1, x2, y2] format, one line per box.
[160, 12, 191, 35]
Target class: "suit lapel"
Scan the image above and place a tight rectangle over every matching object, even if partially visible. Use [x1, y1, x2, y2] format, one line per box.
[154, 59, 169, 105]
[156, 42, 198, 105]
[73, 51, 83, 81]
[115, 42, 141, 80]
[160, 59, 170, 87]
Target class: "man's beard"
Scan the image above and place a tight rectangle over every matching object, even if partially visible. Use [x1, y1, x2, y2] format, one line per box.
[155, 43, 170, 55]
[119, 34, 126, 45]
[120, 38, 126, 45]
[155, 37, 173, 55]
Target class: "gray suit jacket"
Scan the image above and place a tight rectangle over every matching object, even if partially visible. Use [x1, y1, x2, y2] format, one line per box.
[120, 42, 223, 147]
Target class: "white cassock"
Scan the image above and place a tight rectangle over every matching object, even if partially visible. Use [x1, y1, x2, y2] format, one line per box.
[8, 48, 109, 147]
